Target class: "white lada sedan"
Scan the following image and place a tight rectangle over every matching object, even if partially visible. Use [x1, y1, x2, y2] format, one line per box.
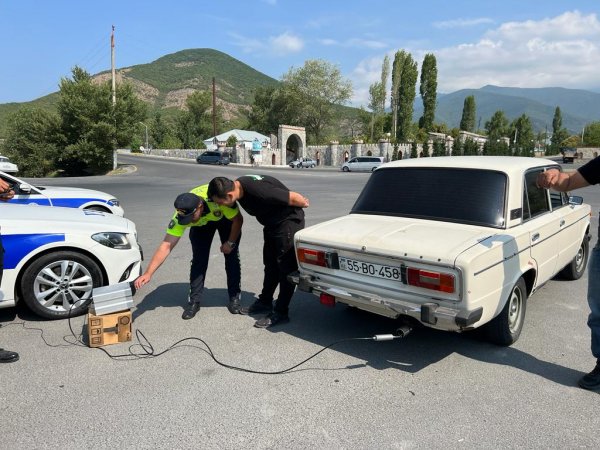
[291, 156, 591, 345]
[0, 204, 142, 319]
[0, 170, 124, 216]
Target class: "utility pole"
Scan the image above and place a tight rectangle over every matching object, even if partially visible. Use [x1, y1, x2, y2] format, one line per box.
[212, 77, 217, 139]
[111, 25, 116, 107]
[111, 25, 117, 169]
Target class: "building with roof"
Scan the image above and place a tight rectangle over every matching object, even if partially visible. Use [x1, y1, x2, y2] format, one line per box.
[203, 129, 270, 151]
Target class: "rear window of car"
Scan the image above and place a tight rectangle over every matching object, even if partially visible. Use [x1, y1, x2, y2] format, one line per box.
[351, 167, 507, 228]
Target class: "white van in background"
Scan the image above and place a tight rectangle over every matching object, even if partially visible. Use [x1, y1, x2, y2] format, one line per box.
[341, 156, 383, 172]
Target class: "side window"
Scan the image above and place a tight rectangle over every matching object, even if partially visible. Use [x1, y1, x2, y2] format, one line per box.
[524, 170, 550, 219]
[349, 158, 357, 163]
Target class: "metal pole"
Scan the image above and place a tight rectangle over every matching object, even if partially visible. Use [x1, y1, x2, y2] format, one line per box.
[212, 77, 217, 137]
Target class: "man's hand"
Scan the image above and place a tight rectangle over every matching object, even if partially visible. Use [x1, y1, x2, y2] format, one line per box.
[0, 179, 14, 202]
[537, 169, 562, 189]
[134, 273, 152, 289]
[220, 241, 234, 255]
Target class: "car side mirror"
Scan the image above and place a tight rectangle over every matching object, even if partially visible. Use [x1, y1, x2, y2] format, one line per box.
[569, 195, 583, 205]
[19, 183, 32, 194]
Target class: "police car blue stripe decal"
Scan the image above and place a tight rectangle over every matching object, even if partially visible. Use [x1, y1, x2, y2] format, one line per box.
[8, 198, 52, 206]
[50, 198, 108, 208]
[2, 234, 66, 269]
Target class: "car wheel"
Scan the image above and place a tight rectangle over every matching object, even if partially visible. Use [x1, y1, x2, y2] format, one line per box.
[559, 236, 589, 280]
[484, 277, 527, 346]
[21, 251, 103, 319]
[371, 167, 376, 172]
[310, 164, 315, 168]
[342, 166, 349, 172]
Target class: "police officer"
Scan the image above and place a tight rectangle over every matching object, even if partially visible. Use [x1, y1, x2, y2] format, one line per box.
[134, 185, 243, 319]
[208, 175, 308, 328]
[0, 178, 19, 363]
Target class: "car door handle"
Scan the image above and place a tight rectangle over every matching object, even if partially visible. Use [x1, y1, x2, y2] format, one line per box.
[560, 219, 566, 227]
[531, 233, 540, 242]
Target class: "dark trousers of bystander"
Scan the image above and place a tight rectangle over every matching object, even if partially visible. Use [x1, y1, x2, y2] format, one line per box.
[258, 219, 305, 316]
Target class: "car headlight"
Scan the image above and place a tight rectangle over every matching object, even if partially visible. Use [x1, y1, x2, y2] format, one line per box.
[92, 232, 131, 249]
[107, 198, 120, 207]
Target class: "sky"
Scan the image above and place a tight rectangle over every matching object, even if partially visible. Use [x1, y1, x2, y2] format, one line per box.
[1, 0, 599, 107]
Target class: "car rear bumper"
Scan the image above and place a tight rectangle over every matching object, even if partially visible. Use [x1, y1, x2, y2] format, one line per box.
[289, 271, 483, 331]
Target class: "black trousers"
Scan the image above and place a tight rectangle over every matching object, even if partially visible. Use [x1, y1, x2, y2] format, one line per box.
[0, 234, 4, 285]
[188, 219, 241, 304]
[258, 219, 304, 315]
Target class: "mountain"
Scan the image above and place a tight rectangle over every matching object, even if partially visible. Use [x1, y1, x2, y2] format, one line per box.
[413, 85, 600, 133]
[0, 48, 279, 137]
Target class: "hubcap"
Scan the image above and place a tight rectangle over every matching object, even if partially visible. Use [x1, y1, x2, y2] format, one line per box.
[33, 260, 93, 312]
[507, 285, 523, 333]
[575, 244, 585, 272]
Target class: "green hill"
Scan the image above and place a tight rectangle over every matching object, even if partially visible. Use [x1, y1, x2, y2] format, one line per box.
[0, 48, 279, 138]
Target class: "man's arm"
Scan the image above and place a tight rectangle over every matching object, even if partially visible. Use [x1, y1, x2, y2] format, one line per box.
[134, 234, 180, 288]
[289, 191, 309, 208]
[537, 169, 590, 192]
[221, 213, 243, 255]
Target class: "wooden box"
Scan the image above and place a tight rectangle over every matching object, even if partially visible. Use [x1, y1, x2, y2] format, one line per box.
[87, 310, 132, 348]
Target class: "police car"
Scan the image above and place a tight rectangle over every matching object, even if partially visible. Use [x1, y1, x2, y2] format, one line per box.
[0, 156, 18, 174]
[0, 170, 124, 216]
[0, 204, 142, 319]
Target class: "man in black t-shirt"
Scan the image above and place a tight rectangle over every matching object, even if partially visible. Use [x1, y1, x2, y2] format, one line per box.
[538, 158, 600, 390]
[0, 178, 19, 363]
[208, 175, 309, 328]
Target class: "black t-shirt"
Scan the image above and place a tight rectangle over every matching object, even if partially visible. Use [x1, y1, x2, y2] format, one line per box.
[578, 156, 600, 185]
[237, 175, 304, 229]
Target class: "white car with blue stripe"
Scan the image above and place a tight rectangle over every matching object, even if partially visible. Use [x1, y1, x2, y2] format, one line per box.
[0, 204, 142, 319]
[0, 170, 124, 216]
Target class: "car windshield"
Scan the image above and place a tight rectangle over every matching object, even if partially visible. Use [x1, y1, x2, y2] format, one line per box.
[351, 167, 507, 228]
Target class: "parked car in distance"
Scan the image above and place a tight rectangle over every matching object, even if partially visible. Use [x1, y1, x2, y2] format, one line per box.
[0, 171, 124, 216]
[196, 151, 230, 165]
[0, 156, 18, 173]
[289, 158, 317, 168]
[561, 147, 577, 163]
[0, 204, 142, 319]
[341, 156, 383, 172]
[291, 156, 591, 346]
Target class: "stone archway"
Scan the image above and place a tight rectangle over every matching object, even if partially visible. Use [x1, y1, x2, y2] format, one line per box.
[271, 153, 276, 165]
[344, 151, 349, 162]
[315, 150, 320, 166]
[278, 125, 306, 164]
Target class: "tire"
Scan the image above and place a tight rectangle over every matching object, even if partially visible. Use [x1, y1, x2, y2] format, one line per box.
[484, 277, 527, 346]
[21, 251, 104, 319]
[559, 237, 589, 280]
[342, 166, 349, 172]
[371, 166, 376, 172]
[310, 164, 315, 168]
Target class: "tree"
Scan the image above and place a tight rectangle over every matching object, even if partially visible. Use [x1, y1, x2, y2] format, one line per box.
[368, 81, 385, 141]
[462, 138, 479, 155]
[511, 114, 535, 157]
[151, 110, 171, 149]
[583, 121, 600, 147]
[176, 91, 221, 149]
[226, 134, 238, 148]
[485, 110, 510, 142]
[282, 59, 352, 143]
[410, 140, 418, 158]
[2, 107, 61, 177]
[246, 86, 299, 136]
[551, 106, 569, 153]
[390, 50, 407, 140]
[432, 140, 445, 157]
[396, 54, 418, 142]
[452, 138, 463, 156]
[418, 53, 437, 131]
[56, 66, 146, 175]
[459, 95, 476, 132]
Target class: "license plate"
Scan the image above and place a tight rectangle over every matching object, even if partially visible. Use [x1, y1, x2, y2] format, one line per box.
[338, 257, 402, 281]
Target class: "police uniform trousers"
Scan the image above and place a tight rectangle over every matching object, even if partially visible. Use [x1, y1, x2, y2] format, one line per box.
[188, 219, 241, 304]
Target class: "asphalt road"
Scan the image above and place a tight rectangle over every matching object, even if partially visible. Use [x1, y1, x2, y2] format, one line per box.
[1, 154, 599, 449]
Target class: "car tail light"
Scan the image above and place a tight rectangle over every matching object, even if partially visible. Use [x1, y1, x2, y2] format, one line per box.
[297, 248, 328, 267]
[319, 293, 336, 307]
[407, 268, 455, 293]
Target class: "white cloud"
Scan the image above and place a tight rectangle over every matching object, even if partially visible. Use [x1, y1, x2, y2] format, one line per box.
[348, 10, 600, 104]
[317, 37, 387, 49]
[270, 32, 304, 55]
[433, 17, 494, 29]
[228, 31, 303, 56]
